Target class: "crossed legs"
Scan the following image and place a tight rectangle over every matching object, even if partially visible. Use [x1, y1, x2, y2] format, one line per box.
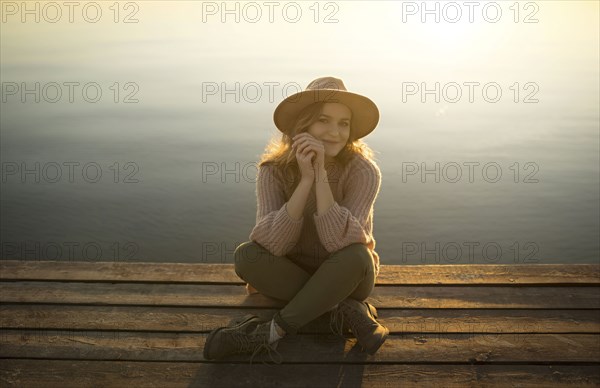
[234, 241, 376, 335]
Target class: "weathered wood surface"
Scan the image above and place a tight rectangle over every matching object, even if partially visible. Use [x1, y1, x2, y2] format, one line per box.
[1, 330, 599, 362]
[2, 360, 599, 388]
[2, 305, 599, 333]
[0, 260, 599, 387]
[1, 261, 598, 285]
[2, 282, 599, 308]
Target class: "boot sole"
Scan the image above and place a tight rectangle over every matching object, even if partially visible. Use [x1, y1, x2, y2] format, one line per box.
[203, 314, 260, 360]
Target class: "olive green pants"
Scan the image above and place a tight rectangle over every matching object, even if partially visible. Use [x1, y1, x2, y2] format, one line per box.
[233, 241, 376, 335]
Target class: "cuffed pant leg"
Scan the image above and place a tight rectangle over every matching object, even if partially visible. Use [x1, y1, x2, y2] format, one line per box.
[274, 243, 376, 335]
[234, 241, 312, 302]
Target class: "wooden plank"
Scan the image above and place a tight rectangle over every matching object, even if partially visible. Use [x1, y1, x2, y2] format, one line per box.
[2, 282, 599, 309]
[376, 263, 600, 286]
[1, 360, 599, 388]
[1, 331, 599, 363]
[1, 261, 598, 285]
[2, 305, 599, 334]
[0, 262, 238, 284]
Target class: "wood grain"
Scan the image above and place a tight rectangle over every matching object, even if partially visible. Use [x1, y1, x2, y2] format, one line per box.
[1, 261, 598, 285]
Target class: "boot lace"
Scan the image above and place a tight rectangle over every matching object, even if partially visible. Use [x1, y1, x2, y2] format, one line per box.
[249, 341, 283, 365]
[228, 325, 284, 365]
[329, 306, 346, 338]
[330, 301, 372, 339]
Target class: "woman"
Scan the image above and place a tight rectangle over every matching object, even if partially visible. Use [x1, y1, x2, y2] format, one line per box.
[203, 76, 388, 364]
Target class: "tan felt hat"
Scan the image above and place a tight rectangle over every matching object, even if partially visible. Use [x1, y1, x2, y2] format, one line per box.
[273, 76, 380, 140]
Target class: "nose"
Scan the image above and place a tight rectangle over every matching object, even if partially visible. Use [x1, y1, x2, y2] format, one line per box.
[328, 122, 343, 135]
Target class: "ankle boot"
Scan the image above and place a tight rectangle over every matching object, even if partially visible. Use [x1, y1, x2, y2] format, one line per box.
[203, 316, 283, 364]
[326, 302, 378, 335]
[329, 299, 388, 355]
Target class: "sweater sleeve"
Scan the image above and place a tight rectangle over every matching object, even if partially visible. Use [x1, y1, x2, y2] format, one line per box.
[313, 157, 381, 253]
[249, 164, 304, 257]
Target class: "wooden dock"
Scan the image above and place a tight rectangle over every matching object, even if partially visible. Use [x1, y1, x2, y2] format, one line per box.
[1, 260, 599, 387]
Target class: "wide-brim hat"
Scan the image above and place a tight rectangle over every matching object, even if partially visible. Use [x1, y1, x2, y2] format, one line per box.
[273, 76, 379, 140]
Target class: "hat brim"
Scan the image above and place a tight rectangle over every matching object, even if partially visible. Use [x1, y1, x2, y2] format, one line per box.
[273, 89, 379, 140]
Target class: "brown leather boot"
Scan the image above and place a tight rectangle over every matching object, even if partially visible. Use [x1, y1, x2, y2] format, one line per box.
[329, 299, 388, 355]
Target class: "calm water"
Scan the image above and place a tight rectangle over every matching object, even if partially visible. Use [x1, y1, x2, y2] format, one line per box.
[1, 1, 598, 265]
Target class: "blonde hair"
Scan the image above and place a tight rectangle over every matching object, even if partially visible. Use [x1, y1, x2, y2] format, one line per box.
[258, 101, 377, 197]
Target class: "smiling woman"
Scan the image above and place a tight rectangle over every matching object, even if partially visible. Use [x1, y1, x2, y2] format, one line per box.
[203, 76, 387, 364]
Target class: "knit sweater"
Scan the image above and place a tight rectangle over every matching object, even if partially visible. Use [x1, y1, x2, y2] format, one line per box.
[248, 152, 382, 278]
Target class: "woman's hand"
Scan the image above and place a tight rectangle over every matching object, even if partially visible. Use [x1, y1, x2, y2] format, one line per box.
[293, 134, 318, 183]
[292, 133, 325, 181]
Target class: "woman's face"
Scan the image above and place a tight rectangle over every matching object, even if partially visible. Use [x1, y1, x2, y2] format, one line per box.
[306, 102, 352, 162]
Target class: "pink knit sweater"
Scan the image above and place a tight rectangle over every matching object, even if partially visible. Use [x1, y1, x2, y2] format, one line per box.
[248, 153, 382, 278]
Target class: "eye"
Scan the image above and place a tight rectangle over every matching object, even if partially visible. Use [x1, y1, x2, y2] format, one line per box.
[340, 122, 349, 127]
[319, 118, 328, 123]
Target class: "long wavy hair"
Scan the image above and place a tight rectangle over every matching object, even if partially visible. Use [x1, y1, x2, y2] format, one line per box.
[258, 101, 377, 198]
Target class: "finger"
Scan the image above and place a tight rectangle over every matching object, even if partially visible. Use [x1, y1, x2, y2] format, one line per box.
[302, 139, 321, 150]
[299, 149, 308, 158]
[301, 145, 317, 157]
[297, 147, 310, 160]
[296, 144, 310, 155]
[302, 148, 315, 160]
[299, 143, 321, 158]
[296, 137, 323, 149]
[297, 142, 312, 154]
[293, 136, 319, 148]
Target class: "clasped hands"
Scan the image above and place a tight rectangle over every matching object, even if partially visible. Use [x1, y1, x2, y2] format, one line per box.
[292, 133, 327, 182]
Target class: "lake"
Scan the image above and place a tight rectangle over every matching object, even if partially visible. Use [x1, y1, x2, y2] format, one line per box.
[1, 1, 598, 265]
